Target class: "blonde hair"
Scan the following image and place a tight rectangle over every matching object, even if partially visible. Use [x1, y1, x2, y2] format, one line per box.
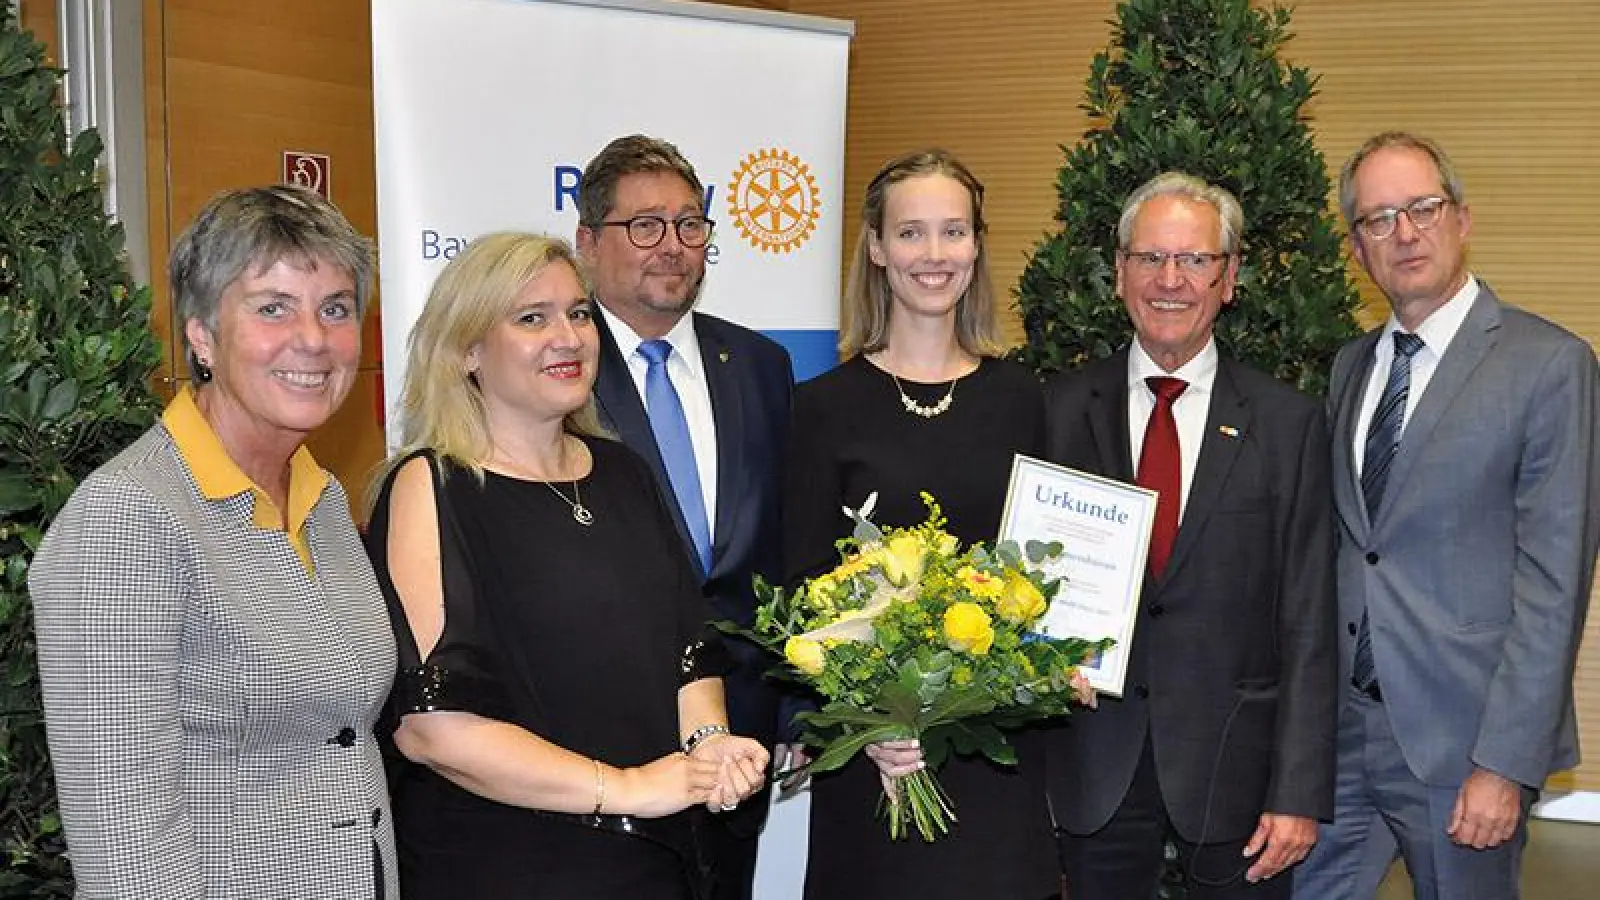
[838, 149, 1006, 360]
[369, 232, 606, 507]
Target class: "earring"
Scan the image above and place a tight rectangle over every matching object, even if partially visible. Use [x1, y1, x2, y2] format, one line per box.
[195, 356, 213, 383]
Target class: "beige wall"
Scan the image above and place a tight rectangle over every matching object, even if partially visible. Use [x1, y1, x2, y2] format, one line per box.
[136, 0, 1600, 789]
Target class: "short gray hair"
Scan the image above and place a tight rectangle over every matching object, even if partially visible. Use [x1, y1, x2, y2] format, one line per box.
[170, 184, 373, 378]
[1338, 131, 1466, 228]
[1117, 172, 1244, 255]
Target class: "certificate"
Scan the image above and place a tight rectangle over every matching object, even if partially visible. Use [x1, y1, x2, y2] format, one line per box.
[996, 454, 1156, 697]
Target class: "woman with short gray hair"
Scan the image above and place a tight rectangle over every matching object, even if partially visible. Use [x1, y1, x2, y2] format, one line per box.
[29, 184, 397, 898]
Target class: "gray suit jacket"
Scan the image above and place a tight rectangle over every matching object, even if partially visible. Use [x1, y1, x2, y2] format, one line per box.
[1329, 282, 1600, 788]
[30, 424, 398, 899]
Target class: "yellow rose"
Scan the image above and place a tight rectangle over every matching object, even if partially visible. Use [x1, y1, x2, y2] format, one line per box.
[943, 602, 995, 655]
[995, 573, 1048, 624]
[784, 636, 827, 676]
[881, 533, 926, 586]
[833, 552, 873, 580]
[957, 566, 1005, 599]
[806, 574, 839, 607]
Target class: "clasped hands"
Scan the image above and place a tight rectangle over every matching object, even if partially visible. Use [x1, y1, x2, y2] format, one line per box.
[689, 734, 770, 814]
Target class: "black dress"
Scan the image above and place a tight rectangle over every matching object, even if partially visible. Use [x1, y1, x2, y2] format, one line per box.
[786, 355, 1059, 900]
[366, 438, 723, 900]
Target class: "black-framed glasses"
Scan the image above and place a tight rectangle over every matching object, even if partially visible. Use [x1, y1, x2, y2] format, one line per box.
[596, 215, 715, 249]
[1121, 249, 1231, 280]
[1352, 196, 1449, 241]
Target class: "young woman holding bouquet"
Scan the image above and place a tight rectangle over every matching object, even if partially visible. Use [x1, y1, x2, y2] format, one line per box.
[366, 233, 769, 899]
[784, 151, 1060, 899]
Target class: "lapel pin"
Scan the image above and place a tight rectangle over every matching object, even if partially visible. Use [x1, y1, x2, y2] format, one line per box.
[719, 349, 731, 363]
[1218, 425, 1240, 439]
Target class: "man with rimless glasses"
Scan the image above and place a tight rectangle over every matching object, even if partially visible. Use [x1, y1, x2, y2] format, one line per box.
[575, 135, 794, 900]
[1044, 172, 1336, 899]
[1294, 133, 1600, 900]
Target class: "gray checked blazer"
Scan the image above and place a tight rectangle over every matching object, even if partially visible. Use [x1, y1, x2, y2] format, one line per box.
[29, 423, 398, 899]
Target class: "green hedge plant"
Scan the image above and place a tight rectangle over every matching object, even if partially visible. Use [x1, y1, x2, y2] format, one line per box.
[0, 12, 161, 895]
[1015, 0, 1360, 397]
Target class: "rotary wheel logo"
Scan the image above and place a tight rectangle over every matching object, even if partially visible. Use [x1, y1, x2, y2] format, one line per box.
[726, 149, 822, 254]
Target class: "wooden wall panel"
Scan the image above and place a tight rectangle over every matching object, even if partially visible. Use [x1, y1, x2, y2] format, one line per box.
[1288, 0, 1600, 337]
[145, 0, 175, 394]
[19, 1, 57, 63]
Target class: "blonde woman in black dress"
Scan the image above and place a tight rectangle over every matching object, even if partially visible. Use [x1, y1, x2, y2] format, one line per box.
[785, 151, 1059, 900]
[367, 233, 769, 899]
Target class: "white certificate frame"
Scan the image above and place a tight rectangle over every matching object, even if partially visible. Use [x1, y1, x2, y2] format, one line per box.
[997, 454, 1156, 697]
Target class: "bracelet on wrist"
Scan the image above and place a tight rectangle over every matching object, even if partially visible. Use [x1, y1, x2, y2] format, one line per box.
[591, 758, 606, 815]
[683, 723, 730, 755]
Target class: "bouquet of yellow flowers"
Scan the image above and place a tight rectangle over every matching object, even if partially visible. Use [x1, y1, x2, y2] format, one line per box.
[737, 493, 1110, 841]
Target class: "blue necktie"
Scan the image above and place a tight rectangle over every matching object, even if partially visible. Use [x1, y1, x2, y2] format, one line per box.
[1352, 330, 1425, 692]
[637, 340, 713, 575]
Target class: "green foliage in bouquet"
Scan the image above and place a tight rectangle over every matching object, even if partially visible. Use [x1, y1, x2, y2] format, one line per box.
[732, 495, 1109, 841]
[0, 12, 162, 896]
[1013, 0, 1360, 397]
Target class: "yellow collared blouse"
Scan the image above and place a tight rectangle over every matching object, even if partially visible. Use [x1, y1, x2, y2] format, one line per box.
[162, 385, 327, 573]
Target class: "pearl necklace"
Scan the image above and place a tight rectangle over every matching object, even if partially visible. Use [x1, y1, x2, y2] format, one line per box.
[891, 372, 960, 418]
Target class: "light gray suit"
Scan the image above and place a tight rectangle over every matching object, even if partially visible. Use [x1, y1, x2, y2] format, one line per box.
[1296, 282, 1600, 898]
[30, 423, 399, 899]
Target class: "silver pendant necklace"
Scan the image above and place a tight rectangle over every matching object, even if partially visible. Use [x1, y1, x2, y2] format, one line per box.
[544, 480, 593, 526]
[891, 373, 958, 418]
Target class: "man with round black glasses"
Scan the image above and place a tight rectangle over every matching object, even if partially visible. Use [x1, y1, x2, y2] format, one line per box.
[1294, 132, 1600, 900]
[575, 134, 794, 900]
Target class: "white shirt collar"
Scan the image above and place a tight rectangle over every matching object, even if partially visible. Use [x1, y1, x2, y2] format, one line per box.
[602, 305, 706, 382]
[1380, 274, 1478, 357]
[1128, 335, 1220, 397]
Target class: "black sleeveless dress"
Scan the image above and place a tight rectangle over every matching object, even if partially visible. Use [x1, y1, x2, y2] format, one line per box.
[784, 357, 1060, 900]
[367, 438, 723, 900]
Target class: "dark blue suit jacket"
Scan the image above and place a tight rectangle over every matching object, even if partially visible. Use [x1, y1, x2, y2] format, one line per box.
[591, 306, 793, 759]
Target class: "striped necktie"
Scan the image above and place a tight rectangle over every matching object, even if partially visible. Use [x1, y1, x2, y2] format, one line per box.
[1352, 330, 1425, 692]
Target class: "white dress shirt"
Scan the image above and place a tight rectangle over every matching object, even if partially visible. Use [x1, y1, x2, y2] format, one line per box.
[1127, 337, 1219, 524]
[604, 310, 719, 534]
[1351, 275, 1478, 476]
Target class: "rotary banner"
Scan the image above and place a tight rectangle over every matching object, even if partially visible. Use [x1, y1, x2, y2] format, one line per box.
[372, 0, 852, 442]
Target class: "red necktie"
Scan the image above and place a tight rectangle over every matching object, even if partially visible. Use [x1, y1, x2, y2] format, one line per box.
[1137, 376, 1187, 577]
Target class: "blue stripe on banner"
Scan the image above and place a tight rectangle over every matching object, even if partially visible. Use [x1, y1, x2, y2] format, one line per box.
[763, 329, 840, 383]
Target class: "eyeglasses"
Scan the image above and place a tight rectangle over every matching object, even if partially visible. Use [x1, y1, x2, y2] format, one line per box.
[1352, 196, 1449, 241]
[595, 215, 715, 249]
[1121, 250, 1231, 280]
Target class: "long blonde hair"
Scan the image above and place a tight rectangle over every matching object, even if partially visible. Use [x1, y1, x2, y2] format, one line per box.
[838, 149, 1006, 359]
[368, 232, 606, 510]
